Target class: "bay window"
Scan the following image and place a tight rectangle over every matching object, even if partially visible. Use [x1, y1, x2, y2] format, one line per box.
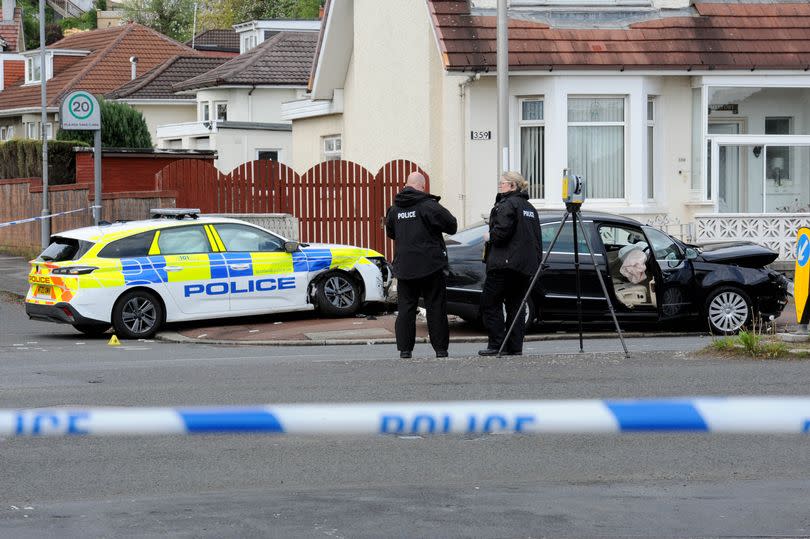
[567, 97, 625, 199]
[519, 98, 544, 199]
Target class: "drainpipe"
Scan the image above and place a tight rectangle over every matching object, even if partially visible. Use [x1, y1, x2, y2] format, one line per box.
[458, 72, 480, 228]
[129, 56, 138, 80]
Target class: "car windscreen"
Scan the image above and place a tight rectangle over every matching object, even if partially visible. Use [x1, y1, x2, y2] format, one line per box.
[446, 225, 487, 245]
[38, 236, 94, 262]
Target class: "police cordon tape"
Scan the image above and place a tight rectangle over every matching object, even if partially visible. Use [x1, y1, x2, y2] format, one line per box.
[2, 397, 810, 437]
[0, 206, 100, 229]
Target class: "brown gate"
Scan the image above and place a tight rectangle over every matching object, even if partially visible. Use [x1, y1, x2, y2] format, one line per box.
[155, 159, 428, 258]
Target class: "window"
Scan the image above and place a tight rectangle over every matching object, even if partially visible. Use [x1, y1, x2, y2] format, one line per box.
[38, 236, 94, 262]
[642, 226, 683, 265]
[519, 98, 544, 199]
[25, 56, 42, 83]
[257, 150, 279, 161]
[241, 33, 258, 53]
[323, 135, 342, 161]
[765, 117, 792, 184]
[0, 127, 6, 140]
[45, 123, 53, 140]
[215, 102, 227, 122]
[98, 231, 155, 259]
[647, 98, 655, 199]
[25, 122, 37, 139]
[540, 222, 590, 255]
[201, 102, 210, 122]
[567, 97, 625, 199]
[157, 226, 212, 254]
[214, 224, 284, 252]
[6, 126, 13, 139]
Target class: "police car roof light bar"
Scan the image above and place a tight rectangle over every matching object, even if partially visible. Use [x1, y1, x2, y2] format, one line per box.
[150, 208, 201, 220]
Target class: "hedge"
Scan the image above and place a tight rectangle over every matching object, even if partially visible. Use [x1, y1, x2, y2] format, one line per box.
[0, 139, 89, 184]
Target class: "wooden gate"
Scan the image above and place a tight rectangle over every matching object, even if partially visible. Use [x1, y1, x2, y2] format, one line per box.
[155, 159, 428, 258]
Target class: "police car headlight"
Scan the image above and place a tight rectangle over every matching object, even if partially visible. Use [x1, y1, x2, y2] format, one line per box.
[367, 257, 391, 281]
[52, 266, 98, 275]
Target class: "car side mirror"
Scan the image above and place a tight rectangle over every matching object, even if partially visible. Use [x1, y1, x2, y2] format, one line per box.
[284, 241, 300, 253]
[685, 247, 699, 260]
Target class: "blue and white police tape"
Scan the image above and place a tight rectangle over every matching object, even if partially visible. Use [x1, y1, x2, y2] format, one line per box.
[3, 397, 810, 437]
[0, 206, 100, 229]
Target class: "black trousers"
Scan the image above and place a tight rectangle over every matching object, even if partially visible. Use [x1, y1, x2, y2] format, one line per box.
[395, 270, 449, 353]
[481, 269, 531, 352]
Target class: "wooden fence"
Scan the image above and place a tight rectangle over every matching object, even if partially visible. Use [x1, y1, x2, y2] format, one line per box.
[155, 159, 429, 259]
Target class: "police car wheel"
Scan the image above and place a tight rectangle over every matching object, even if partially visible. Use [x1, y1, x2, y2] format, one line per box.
[112, 289, 164, 339]
[73, 324, 111, 337]
[317, 273, 360, 316]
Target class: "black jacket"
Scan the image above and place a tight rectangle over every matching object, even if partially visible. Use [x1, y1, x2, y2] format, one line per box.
[485, 190, 541, 276]
[385, 187, 458, 280]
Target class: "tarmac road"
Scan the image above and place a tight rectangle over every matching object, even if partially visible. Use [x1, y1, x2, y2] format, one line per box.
[2, 295, 810, 537]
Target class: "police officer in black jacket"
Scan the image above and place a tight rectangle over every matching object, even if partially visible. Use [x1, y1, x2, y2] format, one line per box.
[386, 172, 458, 359]
[479, 171, 542, 356]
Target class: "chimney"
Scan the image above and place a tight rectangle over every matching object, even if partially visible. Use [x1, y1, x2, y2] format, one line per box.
[129, 56, 138, 80]
[2, 0, 14, 22]
[318, 6, 324, 19]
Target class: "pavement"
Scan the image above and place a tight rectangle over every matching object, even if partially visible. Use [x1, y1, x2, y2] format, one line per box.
[0, 253, 800, 345]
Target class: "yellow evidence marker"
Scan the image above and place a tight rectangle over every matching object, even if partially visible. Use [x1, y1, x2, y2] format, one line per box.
[108, 334, 121, 346]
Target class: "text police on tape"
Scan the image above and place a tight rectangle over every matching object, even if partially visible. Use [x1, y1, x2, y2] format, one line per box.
[380, 412, 536, 434]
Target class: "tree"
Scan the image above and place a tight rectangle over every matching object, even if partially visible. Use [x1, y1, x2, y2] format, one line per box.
[196, 0, 323, 32]
[57, 99, 153, 148]
[119, 0, 196, 42]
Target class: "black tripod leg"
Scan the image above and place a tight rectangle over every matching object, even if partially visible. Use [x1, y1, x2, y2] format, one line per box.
[575, 215, 630, 357]
[498, 211, 571, 357]
[572, 211, 584, 352]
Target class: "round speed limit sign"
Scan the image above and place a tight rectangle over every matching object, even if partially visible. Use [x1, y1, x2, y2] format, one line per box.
[60, 90, 101, 130]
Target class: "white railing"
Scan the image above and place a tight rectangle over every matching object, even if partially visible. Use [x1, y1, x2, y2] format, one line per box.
[694, 213, 810, 261]
[156, 121, 217, 138]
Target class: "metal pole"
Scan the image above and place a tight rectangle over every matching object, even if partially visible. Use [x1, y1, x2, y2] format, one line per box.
[39, 0, 49, 248]
[191, 2, 198, 49]
[496, 0, 509, 176]
[572, 210, 584, 352]
[94, 130, 102, 224]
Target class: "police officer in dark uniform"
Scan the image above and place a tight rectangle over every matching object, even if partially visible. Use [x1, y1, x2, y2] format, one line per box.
[479, 171, 541, 356]
[386, 172, 458, 359]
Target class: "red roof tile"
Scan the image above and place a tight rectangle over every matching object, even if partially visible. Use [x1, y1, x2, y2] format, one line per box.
[0, 23, 199, 110]
[428, 1, 810, 71]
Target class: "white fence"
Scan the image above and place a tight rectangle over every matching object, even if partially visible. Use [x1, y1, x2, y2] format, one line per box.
[694, 213, 808, 261]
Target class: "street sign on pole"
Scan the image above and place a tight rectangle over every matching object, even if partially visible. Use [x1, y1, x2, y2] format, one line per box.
[60, 91, 102, 223]
[795, 227, 810, 324]
[60, 91, 101, 131]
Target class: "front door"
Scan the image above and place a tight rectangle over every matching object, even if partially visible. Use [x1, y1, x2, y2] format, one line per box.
[210, 223, 308, 312]
[155, 225, 227, 315]
[642, 226, 694, 319]
[538, 219, 606, 318]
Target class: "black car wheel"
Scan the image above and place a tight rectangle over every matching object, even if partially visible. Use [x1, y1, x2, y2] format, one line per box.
[112, 289, 164, 339]
[316, 272, 361, 316]
[705, 286, 752, 335]
[73, 324, 111, 337]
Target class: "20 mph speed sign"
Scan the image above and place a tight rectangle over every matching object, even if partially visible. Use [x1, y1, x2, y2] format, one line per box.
[60, 91, 100, 130]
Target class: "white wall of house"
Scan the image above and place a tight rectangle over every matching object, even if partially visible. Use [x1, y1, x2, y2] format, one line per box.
[131, 103, 196, 147]
[213, 128, 292, 173]
[291, 114, 343, 170]
[195, 87, 302, 124]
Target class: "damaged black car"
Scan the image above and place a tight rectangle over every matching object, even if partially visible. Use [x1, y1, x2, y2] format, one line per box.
[445, 212, 790, 334]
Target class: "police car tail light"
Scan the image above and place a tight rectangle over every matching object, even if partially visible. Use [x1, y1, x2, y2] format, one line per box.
[52, 266, 98, 275]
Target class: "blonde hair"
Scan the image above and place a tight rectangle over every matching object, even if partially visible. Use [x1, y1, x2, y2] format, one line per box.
[501, 171, 528, 192]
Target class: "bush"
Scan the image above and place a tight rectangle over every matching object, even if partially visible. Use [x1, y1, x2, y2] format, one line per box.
[57, 98, 152, 148]
[0, 139, 89, 184]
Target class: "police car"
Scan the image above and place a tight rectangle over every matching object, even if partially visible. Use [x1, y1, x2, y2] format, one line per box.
[25, 209, 392, 339]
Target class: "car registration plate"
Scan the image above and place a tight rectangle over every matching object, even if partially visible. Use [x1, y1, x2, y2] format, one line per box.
[35, 285, 52, 298]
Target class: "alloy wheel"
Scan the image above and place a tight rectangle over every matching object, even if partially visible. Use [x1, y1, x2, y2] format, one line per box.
[323, 275, 356, 309]
[708, 290, 749, 333]
[121, 296, 158, 335]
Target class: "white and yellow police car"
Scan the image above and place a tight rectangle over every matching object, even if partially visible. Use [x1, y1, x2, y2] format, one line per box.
[26, 209, 392, 339]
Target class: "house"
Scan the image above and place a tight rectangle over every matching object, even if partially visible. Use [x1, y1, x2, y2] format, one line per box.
[155, 27, 318, 172]
[186, 29, 241, 58]
[106, 56, 229, 144]
[0, 23, 199, 144]
[0, 0, 25, 99]
[284, 0, 810, 259]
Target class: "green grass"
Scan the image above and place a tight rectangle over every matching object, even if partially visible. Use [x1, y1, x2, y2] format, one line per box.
[707, 330, 790, 359]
